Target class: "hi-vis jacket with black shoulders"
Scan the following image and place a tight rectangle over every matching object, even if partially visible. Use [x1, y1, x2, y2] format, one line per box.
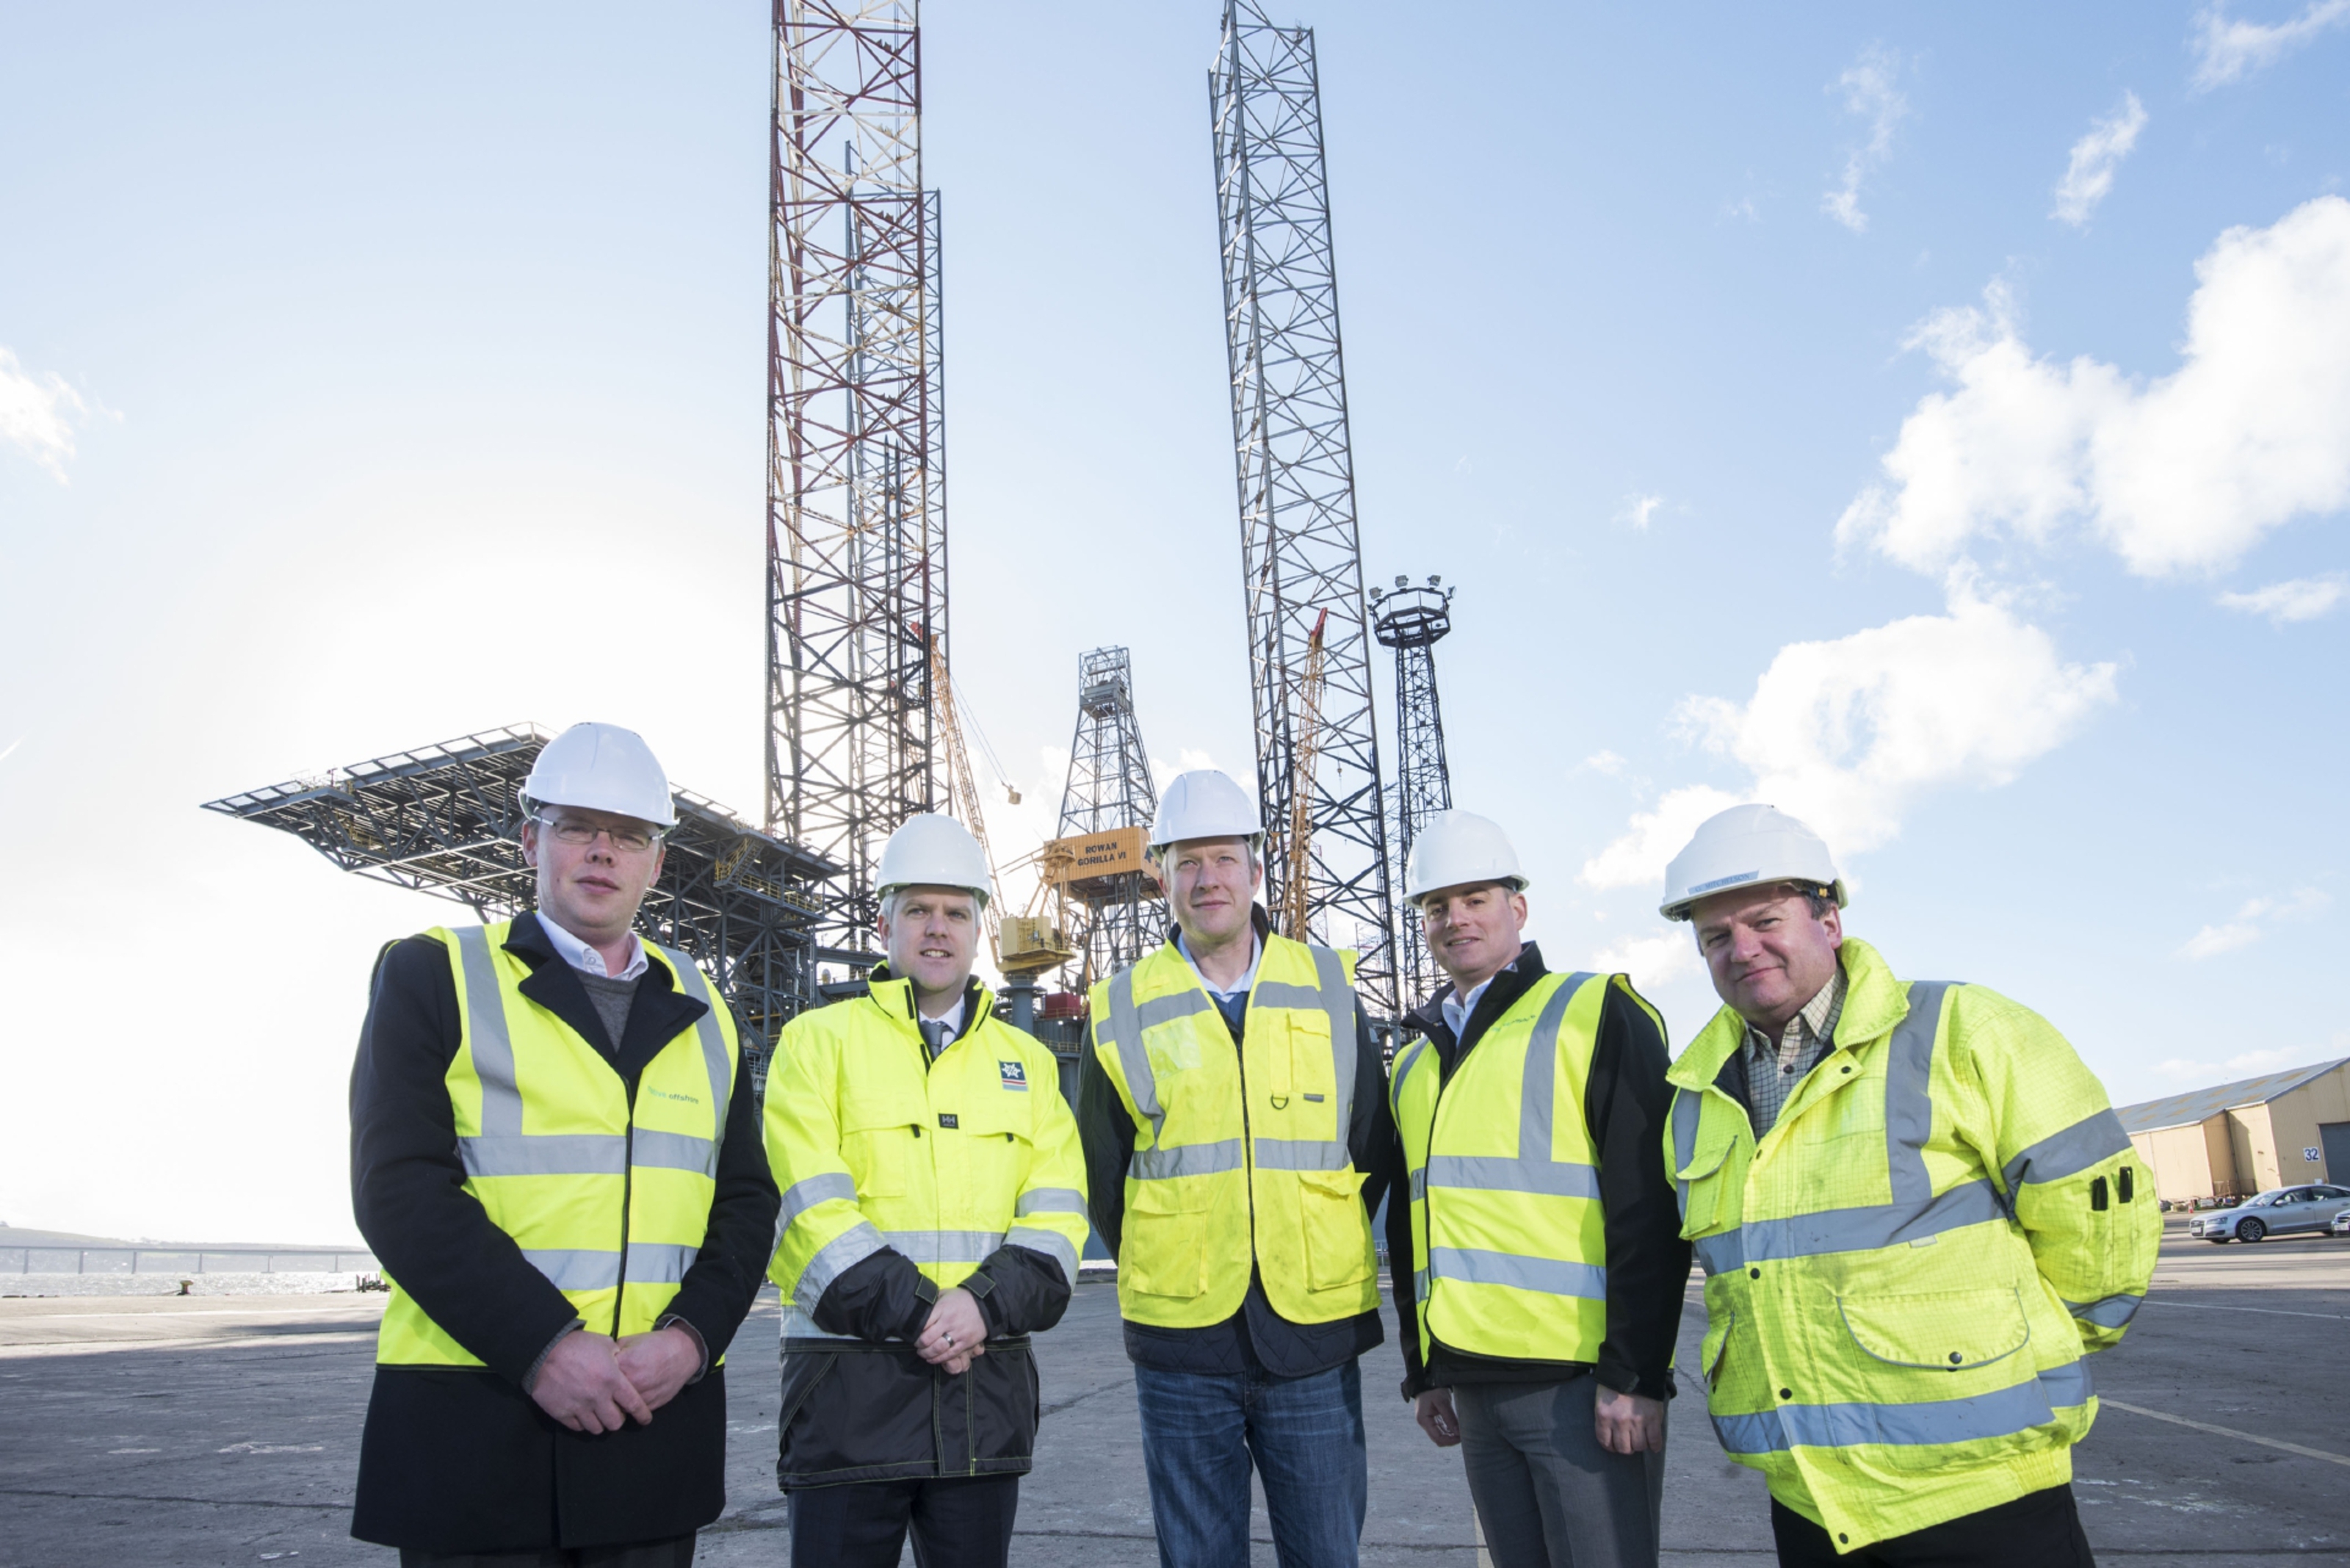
[1666, 938, 2158, 1553]
[763, 969, 1088, 1486]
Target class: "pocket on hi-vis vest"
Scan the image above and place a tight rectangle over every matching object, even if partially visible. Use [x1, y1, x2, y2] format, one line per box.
[840, 1119, 917, 1199]
[1832, 1285, 2055, 1469]
[1124, 1178, 1210, 1298]
[1675, 1133, 1739, 1238]
[1297, 1167, 1374, 1290]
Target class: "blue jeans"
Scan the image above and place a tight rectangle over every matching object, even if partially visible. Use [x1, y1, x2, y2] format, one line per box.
[1132, 1360, 1367, 1568]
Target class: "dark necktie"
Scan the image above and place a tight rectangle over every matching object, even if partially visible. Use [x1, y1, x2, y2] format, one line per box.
[922, 1019, 950, 1058]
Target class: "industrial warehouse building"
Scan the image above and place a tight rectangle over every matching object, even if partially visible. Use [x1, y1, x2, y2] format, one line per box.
[2119, 1057, 2350, 1204]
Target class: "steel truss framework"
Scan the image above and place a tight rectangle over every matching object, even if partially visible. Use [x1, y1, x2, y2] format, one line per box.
[1372, 579, 1457, 1010]
[203, 726, 836, 1083]
[1057, 647, 1163, 986]
[767, 0, 947, 972]
[1211, 0, 1398, 1016]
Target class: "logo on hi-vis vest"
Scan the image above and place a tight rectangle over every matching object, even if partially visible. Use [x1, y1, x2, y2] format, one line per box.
[999, 1061, 1028, 1091]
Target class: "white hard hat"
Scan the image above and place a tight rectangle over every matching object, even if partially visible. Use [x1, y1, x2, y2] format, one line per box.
[522, 723, 676, 828]
[875, 813, 993, 909]
[1659, 803, 1845, 921]
[1147, 769, 1264, 853]
[1404, 810, 1529, 903]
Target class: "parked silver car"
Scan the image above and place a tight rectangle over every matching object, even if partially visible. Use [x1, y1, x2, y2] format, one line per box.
[2332, 1207, 2350, 1239]
[2189, 1185, 2350, 1243]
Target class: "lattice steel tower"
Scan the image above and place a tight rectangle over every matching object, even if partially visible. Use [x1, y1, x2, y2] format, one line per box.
[1371, 577, 1457, 1006]
[1057, 648, 1162, 984]
[1211, 0, 1397, 1016]
[767, 1, 947, 971]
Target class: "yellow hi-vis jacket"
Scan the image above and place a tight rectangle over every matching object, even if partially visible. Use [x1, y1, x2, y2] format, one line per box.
[1088, 932, 1380, 1329]
[377, 922, 740, 1365]
[1389, 969, 1611, 1368]
[764, 975, 1088, 1334]
[1666, 939, 2158, 1552]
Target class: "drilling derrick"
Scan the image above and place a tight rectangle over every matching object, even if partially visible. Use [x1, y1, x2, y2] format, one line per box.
[1049, 648, 1162, 987]
[1211, 0, 1398, 1016]
[767, 0, 945, 978]
[1371, 576, 1457, 1008]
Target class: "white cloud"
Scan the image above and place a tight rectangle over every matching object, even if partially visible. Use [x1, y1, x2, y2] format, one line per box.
[2217, 574, 2347, 622]
[0, 347, 90, 483]
[2052, 93, 2148, 228]
[1839, 197, 2350, 578]
[1580, 750, 1627, 776]
[1581, 785, 1746, 892]
[1589, 925, 1701, 991]
[2177, 889, 2329, 959]
[1616, 493, 1664, 530]
[2191, 0, 2350, 90]
[1581, 589, 2116, 890]
[1822, 44, 1908, 234]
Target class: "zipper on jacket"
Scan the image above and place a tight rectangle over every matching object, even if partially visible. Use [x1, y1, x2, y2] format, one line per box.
[1233, 975, 1261, 1273]
[613, 1080, 638, 1338]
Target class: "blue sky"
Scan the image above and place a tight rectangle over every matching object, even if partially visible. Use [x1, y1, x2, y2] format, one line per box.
[3, 3, 2346, 1243]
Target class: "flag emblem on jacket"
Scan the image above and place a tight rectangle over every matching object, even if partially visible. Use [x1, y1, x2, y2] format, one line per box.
[999, 1061, 1028, 1091]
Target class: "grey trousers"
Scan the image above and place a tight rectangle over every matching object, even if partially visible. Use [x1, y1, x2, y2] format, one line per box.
[1453, 1376, 1665, 1568]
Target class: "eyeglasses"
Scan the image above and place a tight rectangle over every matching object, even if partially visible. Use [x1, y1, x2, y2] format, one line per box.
[534, 815, 664, 853]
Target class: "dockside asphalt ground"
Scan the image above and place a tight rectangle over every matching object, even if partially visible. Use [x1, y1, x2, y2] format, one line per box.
[3, 1217, 2344, 1567]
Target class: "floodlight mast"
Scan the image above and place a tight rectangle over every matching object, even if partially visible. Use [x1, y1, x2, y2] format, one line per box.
[1212, 0, 1398, 1019]
[767, 0, 947, 978]
[1372, 577, 1458, 1008]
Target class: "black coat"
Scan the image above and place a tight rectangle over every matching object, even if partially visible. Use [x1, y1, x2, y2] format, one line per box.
[348, 914, 780, 1553]
[775, 972, 1072, 1489]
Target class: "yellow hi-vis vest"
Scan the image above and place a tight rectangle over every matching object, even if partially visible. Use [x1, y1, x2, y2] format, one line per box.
[1088, 932, 1379, 1329]
[763, 974, 1091, 1338]
[377, 920, 741, 1366]
[1666, 938, 2158, 1553]
[1389, 969, 1609, 1368]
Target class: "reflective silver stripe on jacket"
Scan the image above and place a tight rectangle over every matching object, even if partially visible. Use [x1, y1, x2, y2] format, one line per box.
[795, 1221, 886, 1314]
[779, 1172, 858, 1227]
[2064, 1292, 2144, 1329]
[454, 926, 524, 1135]
[1016, 1187, 1086, 1218]
[1430, 1246, 1606, 1301]
[655, 942, 735, 1174]
[882, 1229, 1006, 1267]
[1132, 1139, 1245, 1180]
[777, 1304, 864, 1343]
[1006, 1226, 1082, 1280]
[461, 1133, 626, 1178]
[1677, 981, 2008, 1269]
[626, 1241, 698, 1285]
[2003, 1109, 2131, 1193]
[1710, 1358, 2092, 1456]
[522, 1248, 623, 1293]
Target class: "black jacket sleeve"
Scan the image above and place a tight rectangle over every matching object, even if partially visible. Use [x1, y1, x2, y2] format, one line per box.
[811, 1249, 939, 1343]
[661, 1033, 781, 1364]
[967, 1246, 1071, 1339]
[1384, 1071, 1426, 1398]
[350, 936, 581, 1385]
[1349, 1000, 1396, 1221]
[1585, 978, 1691, 1401]
[1077, 1023, 1135, 1259]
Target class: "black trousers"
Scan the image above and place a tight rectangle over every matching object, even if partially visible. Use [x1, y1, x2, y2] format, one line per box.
[789, 1475, 1020, 1568]
[1771, 1485, 2094, 1567]
[399, 1535, 694, 1568]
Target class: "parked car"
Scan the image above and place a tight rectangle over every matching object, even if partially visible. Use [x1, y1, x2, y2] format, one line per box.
[2189, 1185, 2350, 1243]
[2332, 1207, 2350, 1239]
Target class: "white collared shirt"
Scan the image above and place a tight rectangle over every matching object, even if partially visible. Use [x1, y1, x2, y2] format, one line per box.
[1428, 950, 1522, 1034]
[536, 911, 649, 982]
[1176, 928, 1262, 1002]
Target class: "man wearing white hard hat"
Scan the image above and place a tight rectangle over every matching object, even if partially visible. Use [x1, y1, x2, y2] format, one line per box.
[1383, 811, 1688, 1568]
[350, 722, 781, 1565]
[763, 813, 1088, 1568]
[1658, 804, 2156, 1567]
[1075, 768, 1398, 1568]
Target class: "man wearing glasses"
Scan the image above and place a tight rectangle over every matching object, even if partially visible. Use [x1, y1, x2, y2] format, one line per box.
[349, 722, 781, 1567]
